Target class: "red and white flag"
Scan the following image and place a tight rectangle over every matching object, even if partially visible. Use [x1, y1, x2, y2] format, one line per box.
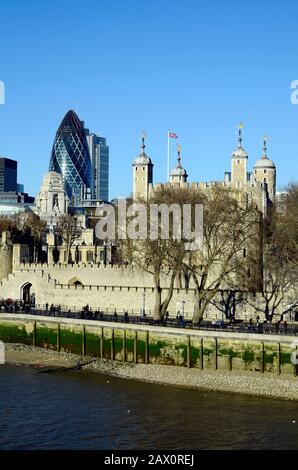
[168, 131, 178, 139]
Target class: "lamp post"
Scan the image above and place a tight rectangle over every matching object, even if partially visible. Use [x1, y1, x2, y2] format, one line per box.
[104, 240, 107, 266]
[181, 300, 185, 319]
[142, 291, 146, 317]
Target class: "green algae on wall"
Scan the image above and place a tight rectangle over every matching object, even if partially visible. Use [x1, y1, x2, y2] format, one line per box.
[59, 324, 83, 354]
[0, 322, 32, 345]
[0, 318, 297, 377]
[35, 324, 57, 350]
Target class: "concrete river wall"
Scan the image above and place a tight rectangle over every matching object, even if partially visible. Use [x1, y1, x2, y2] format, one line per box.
[0, 314, 297, 376]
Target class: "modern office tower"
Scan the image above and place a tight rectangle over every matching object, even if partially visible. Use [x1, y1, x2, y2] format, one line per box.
[49, 110, 92, 207]
[0, 158, 17, 192]
[85, 130, 109, 201]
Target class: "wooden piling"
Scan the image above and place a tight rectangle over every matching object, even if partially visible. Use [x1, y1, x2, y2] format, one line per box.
[214, 338, 218, 370]
[186, 336, 191, 368]
[81, 326, 85, 356]
[100, 327, 104, 359]
[134, 331, 137, 364]
[57, 323, 60, 352]
[200, 338, 204, 370]
[145, 331, 149, 364]
[123, 330, 126, 363]
[111, 329, 114, 360]
[32, 321, 36, 347]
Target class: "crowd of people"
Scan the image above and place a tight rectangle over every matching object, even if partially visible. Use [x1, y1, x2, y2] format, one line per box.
[0, 298, 32, 313]
[0, 298, 294, 334]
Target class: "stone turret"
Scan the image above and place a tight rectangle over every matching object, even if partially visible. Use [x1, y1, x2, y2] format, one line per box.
[170, 144, 188, 185]
[0, 231, 13, 283]
[253, 136, 276, 202]
[231, 124, 248, 189]
[132, 132, 153, 200]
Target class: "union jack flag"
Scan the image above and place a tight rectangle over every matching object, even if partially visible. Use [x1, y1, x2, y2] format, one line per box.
[168, 132, 178, 139]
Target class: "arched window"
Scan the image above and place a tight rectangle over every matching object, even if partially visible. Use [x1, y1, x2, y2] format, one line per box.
[67, 277, 83, 286]
[87, 250, 94, 262]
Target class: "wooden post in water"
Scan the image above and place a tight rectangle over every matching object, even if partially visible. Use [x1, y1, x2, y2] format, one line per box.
[100, 327, 104, 359]
[261, 341, 265, 373]
[32, 321, 36, 347]
[145, 330, 149, 364]
[134, 331, 137, 364]
[57, 323, 60, 352]
[295, 345, 298, 377]
[81, 326, 85, 356]
[200, 338, 204, 370]
[277, 343, 281, 375]
[111, 329, 114, 360]
[229, 349, 233, 371]
[186, 336, 191, 368]
[123, 330, 126, 363]
[214, 338, 218, 370]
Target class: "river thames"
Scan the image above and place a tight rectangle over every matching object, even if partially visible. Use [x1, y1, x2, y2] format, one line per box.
[0, 364, 297, 450]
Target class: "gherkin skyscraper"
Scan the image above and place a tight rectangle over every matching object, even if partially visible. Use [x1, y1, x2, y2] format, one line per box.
[49, 110, 92, 207]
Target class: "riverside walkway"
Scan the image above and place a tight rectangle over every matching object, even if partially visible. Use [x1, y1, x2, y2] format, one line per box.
[0, 302, 297, 337]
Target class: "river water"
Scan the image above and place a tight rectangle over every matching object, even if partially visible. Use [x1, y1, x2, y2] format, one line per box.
[0, 364, 297, 450]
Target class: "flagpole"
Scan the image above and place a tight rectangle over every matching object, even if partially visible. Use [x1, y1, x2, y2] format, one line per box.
[167, 131, 170, 182]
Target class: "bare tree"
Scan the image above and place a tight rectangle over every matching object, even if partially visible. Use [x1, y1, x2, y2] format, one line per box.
[185, 187, 261, 323]
[249, 183, 298, 321]
[120, 187, 193, 320]
[58, 214, 82, 263]
[211, 290, 245, 322]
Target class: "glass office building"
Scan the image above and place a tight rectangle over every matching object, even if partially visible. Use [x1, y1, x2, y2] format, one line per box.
[0, 158, 17, 192]
[85, 131, 109, 201]
[49, 110, 92, 207]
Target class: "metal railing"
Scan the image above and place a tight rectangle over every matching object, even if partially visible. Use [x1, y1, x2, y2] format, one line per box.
[0, 305, 297, 336]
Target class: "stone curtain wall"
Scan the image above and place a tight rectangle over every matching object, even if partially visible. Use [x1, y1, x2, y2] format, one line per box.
[0, 315, 296, 376]
[0, 265, 257, 319]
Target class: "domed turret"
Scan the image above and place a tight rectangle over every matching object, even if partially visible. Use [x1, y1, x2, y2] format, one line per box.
[231, 123, 248, 188]
[132, 131, 153, 200]
[253, 136, 276, 200]
[170, 145, 188, 184]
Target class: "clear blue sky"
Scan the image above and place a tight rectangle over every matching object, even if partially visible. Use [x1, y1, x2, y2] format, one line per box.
[0, 0, 297, 200]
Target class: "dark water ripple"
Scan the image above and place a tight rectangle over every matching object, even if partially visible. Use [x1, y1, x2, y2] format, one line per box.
[0, 365, 297, 450]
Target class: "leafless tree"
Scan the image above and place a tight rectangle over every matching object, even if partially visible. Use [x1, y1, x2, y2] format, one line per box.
[185, 186, 261, 323]
[58, 214, 82, 263]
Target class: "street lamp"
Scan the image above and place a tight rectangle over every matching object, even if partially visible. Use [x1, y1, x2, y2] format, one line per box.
[181, 300, 185, 319]
[142, 291, 146, 317]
